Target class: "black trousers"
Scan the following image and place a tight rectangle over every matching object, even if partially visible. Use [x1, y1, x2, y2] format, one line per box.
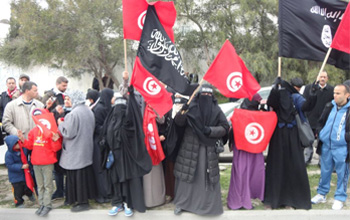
[12, 181, 32, 206]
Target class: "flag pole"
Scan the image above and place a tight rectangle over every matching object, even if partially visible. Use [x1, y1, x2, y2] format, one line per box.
[124, 39, 128, 72]
[278, 57, 282, 77]
[317, 47, 332, 79]
[186, 78, 205, 105]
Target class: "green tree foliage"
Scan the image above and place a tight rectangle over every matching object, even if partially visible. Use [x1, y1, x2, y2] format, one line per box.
[0, 0, 348, 89]
[174, 0, 349, 86]
[0, 0, 124, 89]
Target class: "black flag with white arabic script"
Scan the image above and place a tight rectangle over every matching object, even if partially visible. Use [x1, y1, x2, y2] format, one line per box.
[279, 0, 350, 70]
[137, 5, 192, 95]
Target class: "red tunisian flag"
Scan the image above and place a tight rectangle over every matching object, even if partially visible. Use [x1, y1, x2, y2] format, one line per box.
[204, 40, 261, 100]
[32, 108, 58, 139]
[331, 4, 350, 54]
[143, 105, 165, 165]
[123, 0, 176, 42]
[131, 57, 173, 118]
[231, 109, 277, 153]
[18, 143, 35, 192]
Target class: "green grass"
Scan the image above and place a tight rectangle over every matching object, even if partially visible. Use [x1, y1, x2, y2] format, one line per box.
[0, 164, 345, 210]
[220, 164, 344, 210]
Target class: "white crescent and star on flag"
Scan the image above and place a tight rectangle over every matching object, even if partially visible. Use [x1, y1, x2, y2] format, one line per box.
[226, 72, 243, 92]
[37, 118, 52, 134]
[138, 10, 147, 30]
[143, 77, 161, 95]
[244, 122, 265, 144]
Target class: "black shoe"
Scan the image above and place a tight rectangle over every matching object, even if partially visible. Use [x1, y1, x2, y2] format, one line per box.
[35, 206, 44, 215]
[174, 206, 182, 215]
[39, 207, 52, 217]
[71, 203, 90, 212]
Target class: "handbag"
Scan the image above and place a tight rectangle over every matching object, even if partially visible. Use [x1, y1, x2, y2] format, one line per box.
[106, 150, 114, 169]
[295, 113, 314, 147]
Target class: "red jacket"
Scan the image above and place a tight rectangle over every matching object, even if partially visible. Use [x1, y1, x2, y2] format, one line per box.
[21, 126, 62, 165]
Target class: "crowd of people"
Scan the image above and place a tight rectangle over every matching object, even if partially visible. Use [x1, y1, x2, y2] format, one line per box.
[2, 71, 350, 217]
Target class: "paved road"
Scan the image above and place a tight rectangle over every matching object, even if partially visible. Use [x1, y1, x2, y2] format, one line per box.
[1, 209, 350, 220]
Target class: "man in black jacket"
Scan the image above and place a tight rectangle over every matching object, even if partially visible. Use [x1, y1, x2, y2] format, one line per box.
[303, 71, 334, 164]
[46, 76, 69, 201]
[0, 77, 18, 123]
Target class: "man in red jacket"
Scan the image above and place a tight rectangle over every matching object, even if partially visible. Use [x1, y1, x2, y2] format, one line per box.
[18, 112, 61, 217]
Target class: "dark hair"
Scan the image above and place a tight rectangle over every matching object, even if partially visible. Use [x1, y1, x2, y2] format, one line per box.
[22, 81, 37, 92]
[56, 76, 68, 84]
[343, 84, 350, 94]
[290, 77, 304, 88]
[6, 77, 16, 83]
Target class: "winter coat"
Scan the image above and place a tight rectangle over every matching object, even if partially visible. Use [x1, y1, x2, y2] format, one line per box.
[4, 135, 28, 183]
[2, 96, 44, 138]
[0, 91, 12, 122]
[173, 106, 228, 184]
[21, 126, 62, 165]
[304, 83, 334, 129]
[317, 100, 350, 161]
[58, 103, 95, 170]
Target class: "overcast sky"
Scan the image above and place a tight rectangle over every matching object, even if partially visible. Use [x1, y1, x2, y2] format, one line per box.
[0, 0, 11, 40]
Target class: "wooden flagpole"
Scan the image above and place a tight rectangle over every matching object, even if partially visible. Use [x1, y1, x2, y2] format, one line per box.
[187, 78, 205, 105]
[317, 47, 332, 80]
[124, 39, 128, 72]
[278, 57, 282, 77]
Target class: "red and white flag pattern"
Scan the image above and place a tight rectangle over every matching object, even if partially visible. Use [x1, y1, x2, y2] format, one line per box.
[130, 57, 173, 118]
[122, 0, 176, 42]
[231, 109, 277, 153]
[204, 40, 260, 100]
[143, 105, 165, 165]
[331, 4, 350, 54]
[32, 109, 58, 139]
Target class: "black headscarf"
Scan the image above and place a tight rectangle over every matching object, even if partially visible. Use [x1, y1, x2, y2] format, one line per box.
[86, 89, 100, 103]
[240, 93, 262, 110]
[99, 88, 114, 111]
[187, 84, 229, 146]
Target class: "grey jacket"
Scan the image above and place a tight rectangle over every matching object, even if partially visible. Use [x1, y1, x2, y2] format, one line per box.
[2, 96, 44, 138]
[58, 103, 95, 170]
[174, 125, 227, 184]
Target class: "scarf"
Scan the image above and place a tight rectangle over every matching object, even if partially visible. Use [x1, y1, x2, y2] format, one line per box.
[7, 87, 18, 99]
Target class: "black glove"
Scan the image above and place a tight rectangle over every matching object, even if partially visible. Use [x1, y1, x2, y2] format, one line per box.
[128, 85, 134, 94]
[273, 77, 282, 90]
[181, 103, 189, 111]
[311, 81, 319, 93]
[203, 126, 211, 136]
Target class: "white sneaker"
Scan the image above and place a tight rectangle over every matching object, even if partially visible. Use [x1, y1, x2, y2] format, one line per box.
[311, 194, 326, 204]
[332, 200, 344, 210]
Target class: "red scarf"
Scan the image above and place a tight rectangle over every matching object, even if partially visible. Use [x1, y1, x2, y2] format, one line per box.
[7, 86, 18, 99]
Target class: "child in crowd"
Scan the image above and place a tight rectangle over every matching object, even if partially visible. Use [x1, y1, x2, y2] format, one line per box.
[18, 109, 62, 217]
[5, 135, 35, 208]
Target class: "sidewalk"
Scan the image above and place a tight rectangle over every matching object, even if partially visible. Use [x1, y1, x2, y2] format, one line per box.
[2, 208, 350, 220]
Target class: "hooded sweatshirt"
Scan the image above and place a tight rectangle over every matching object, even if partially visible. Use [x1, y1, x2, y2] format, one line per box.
[21, 126, 62, 165]
[4, 135, 27, 183]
